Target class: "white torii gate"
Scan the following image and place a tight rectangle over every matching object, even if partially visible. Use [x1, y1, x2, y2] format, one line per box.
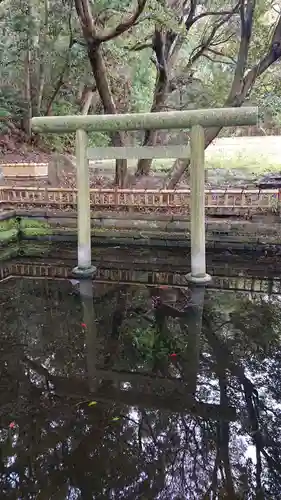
[31, 107, 258, 283]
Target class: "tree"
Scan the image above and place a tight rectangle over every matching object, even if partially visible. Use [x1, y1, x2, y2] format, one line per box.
[1, 0, 281, 189]
[164, 0, 281, 187]
[70, 0, 281, 188]
[74, 0, 147, 187]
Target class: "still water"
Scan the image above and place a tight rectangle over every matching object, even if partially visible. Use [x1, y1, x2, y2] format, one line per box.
[1, 269, 281, 499]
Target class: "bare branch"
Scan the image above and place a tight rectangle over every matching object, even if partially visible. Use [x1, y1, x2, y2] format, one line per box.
[186, 10, 235, 70]
[202, 52, 234, 66]
[125, 41, 152, 51]
[191, 5, 240, 27]
[97, 0, 147, 43]
[185, 1, 240, 30]
[206, 47, 236, 65]
[230, 13, 281, 104]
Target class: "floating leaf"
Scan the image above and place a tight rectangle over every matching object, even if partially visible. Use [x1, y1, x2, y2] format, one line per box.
[112, 417, 120, 422]
[88, 401, 98, 407]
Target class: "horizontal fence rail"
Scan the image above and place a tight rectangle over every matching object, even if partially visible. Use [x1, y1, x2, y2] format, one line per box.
[0, 186, 279, 214]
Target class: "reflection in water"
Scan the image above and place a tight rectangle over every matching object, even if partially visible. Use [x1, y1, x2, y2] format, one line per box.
[0, 276, 281, 498]
[79, 279, 97, 391]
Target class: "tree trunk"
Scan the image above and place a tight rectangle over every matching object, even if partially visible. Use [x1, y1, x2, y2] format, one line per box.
[164, 126, 220, 188]
[135, 130, 158, 177]
[87, 44, 127, 187]
[23, 48, 32, 138]
[134, 66, 170, 177]
[163, 2, 273, 189]
[35, 0, 49, 116]
[81, 89, 94, 114]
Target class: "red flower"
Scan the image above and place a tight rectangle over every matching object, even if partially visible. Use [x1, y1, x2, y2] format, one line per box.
[170, 353, 177, 359]
[9, 422, 16, 429]
[81, 323, 87, 328]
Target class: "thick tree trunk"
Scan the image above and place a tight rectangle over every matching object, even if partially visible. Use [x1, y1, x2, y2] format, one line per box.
[135, 130, 158, 177]
[135, 65, 169, 177]
[164, 126, 220, 188]
[87, 45, 127, 187]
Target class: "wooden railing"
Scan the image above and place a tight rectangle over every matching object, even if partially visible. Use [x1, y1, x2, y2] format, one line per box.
[1, 261, 281, 294]
[0, 186, 279, 214]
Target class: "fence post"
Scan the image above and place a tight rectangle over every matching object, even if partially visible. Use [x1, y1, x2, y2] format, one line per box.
[72, 129, 96, 278]
[186, 125, 211, 284]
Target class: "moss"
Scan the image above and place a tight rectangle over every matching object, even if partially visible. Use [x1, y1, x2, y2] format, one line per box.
[0, 218, 18, 231]
[19, 218, 52, 236]
[20, 218, 51, 230]
[0, 245, 19, 261]
[19, 242, 51, 256]
[0, 228, 18, 242]
[21, 227, 52, 237]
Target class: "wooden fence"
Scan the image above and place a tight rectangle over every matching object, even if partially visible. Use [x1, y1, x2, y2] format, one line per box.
[0, 186, 279, 215]
[1, 262, 281, 294]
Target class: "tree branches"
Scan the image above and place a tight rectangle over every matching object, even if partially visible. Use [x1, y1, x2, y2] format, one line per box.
[74, 0, 147, 43]
[164, 3, 281, 188]
[185, 0, 240, 31]
[97, 0, 147, 43]
[231, 14, 281, 105]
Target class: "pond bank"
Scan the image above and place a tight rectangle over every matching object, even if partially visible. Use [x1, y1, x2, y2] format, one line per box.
[0, 210, 281, 259]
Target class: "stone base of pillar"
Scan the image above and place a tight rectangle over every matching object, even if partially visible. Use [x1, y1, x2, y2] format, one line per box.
[72, 265, 97, 279]
[185, 273, 212, 285]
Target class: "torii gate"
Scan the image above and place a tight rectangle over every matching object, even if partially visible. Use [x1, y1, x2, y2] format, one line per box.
[31, 107, 258, 283]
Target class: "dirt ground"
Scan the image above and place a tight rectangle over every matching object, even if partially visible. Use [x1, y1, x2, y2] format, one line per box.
[1, 136, 281, 188]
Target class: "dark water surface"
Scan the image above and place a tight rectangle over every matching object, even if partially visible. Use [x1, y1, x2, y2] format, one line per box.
[1, 270, 281, 499]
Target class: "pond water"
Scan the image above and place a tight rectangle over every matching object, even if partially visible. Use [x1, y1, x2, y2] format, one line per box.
[1, 266, 281, 498]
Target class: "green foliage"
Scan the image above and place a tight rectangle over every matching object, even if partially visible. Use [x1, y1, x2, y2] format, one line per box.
[0, 87, 27, 133]
[130, 50, 156, 113]
[133, 326, 171, 362]
[0, 0, 281, 156]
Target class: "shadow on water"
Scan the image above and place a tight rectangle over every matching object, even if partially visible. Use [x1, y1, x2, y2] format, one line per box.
[0, 270, 281, 498]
